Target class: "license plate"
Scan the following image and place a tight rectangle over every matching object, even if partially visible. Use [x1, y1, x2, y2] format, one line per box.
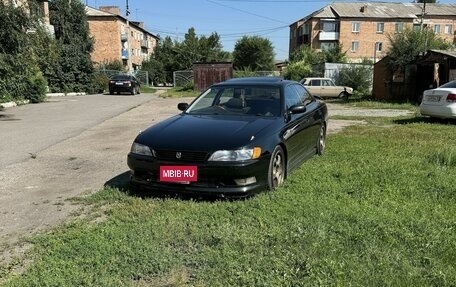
[160, 166, 198, 183]
[427, 95, 441, 102]
[115, 82, 124, 85]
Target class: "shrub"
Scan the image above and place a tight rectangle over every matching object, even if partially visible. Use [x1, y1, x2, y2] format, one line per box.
[334, 64, 372, 94]
[90, 72, 109, 94]
[25, 71, 47, 103]
[284, 61, 312, 81]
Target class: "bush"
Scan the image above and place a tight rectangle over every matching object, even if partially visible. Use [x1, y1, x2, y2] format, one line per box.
[334, 64, 372, 94]
[90, 72, 109, 94]
[284, 61, 312, 81]
[25, 71, 47, 103]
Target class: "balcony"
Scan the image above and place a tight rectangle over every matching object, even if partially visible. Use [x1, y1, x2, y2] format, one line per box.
[141, 39, 149, 48]
[121, 33, 128, 42]
[319, 31, 340, 41]
[121, 49, 129, 59]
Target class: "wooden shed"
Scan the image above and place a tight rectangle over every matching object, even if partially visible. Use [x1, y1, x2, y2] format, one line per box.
[193, 62, 233, 92]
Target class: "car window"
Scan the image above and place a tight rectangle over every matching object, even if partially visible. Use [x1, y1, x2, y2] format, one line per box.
[310, 79, 321, 86]
[293, 84, 312, 105]
[439, 80, 456, 88]
[285, 85, 302, 109]
[322, 79, 333, 86]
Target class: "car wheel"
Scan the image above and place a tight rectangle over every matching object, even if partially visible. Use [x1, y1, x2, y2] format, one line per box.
[267, 145, 285, 190]
[317, 124, 326, 155]
[109, 90, 114, 95]
[339, 91, 349, 101]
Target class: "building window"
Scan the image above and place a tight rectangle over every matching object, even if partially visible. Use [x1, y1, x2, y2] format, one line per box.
[395, 22, 404, 33]
[352, 21, 360, 33]
[321, 42, 336, 51]
[375, 42, 383, 52]
[434, 25, 441, 34]
[351, 41, 359, 52]
[322, 21, 338, 32]
[376, 22, 384, 33]
[413, 24, 421, 31]
[444, 24, 453, 34]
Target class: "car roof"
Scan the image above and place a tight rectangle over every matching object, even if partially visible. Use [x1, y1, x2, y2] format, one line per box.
[214, 77, 295, 87]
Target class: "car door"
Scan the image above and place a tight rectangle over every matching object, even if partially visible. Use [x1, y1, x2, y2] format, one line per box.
[309, 79, 322, 97]
[282, 84, 316, 170]
[322, 79, 339, 98]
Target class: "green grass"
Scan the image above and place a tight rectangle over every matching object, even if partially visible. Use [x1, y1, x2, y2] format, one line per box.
[140, 86, 156, 94]
[160, 87, 199, 98]
[2, 117, 455, 286]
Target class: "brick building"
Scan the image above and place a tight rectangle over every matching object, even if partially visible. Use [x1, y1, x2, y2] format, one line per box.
[289, 2, 456, 62]
[86, 6, 159, 72]
[4, 0, 54, 34]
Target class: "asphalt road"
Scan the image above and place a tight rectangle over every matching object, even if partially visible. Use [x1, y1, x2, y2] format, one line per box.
[0, 94, 155, 169]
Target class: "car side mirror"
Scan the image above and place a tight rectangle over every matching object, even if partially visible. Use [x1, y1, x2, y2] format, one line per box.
[177, 103, 189, 111]
[289, 104, 306, 114]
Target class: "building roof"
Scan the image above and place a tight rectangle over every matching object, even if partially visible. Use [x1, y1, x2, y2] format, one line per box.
[296, 2, 456, 21]
[85, 6, 159, 39]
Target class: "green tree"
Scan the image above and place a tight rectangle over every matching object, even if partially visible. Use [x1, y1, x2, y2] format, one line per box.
[146, 28, 230, 84]
[232, 36, 275, 71]
[48, 0, 94, 92]
[0, 2, 48, 103]
[387, 27, 453, 71]
[322, 43, 347, 63]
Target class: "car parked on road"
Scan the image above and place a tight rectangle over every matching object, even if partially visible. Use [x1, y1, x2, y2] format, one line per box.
[420, 80, 456, 119]
[108, 74, 140, 95]
[127, 77, 328, 198]
[300, 77, 353, 100]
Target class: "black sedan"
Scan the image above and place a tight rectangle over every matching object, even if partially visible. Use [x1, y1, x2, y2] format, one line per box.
[108, 74, 140, 95]
[127, 77, 328, 197]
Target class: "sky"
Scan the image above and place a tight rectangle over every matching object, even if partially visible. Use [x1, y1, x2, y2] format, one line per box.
[85, 0, 455, 61]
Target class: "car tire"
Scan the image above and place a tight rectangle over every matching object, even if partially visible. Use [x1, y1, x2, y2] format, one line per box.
[339, 91, 349, 101]
[109, 90, 114, 95]
[267, 145, 285, 190]
[316, 124, 326, 156]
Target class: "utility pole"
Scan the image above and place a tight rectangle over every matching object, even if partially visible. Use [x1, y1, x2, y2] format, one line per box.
[126, 0, 132, 74]
[420, 0, 427, 32]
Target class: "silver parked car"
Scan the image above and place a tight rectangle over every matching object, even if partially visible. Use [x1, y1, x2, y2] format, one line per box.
[420, 80, 456, 119]
[300, 77, 353, 100]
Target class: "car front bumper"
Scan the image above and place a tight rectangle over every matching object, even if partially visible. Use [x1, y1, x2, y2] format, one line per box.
[127, 153, 271, 197]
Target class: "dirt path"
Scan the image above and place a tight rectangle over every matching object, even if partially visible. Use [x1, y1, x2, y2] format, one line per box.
[0, 97, 409, 266]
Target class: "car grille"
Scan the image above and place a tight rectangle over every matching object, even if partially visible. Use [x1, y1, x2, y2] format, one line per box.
[154, 150, 209, 163]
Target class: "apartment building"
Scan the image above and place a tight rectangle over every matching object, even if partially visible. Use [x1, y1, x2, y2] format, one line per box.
[289, 2, 456, 62]
[3, 0, 54, 34]
[86, 6, 159, 72]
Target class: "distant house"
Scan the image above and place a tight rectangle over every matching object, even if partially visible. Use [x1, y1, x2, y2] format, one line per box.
[289, 2, 456, 63]
[3, 0, 54, 35]
[372, 49, 456, 101]
[86, 6, 159, 72]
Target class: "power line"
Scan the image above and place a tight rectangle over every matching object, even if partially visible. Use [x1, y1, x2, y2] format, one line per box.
[205, 0, 289, 24]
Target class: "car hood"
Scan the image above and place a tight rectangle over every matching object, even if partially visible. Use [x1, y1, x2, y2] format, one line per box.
[135, 114, 278, 150]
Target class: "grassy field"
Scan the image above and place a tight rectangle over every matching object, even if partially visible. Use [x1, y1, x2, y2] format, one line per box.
[1, 116, 455, 286]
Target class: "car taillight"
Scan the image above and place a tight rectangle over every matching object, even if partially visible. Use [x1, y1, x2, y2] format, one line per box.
[109, 80, 115, 83]
[447, 93, 456, 103]
[125, 81, 131, 86]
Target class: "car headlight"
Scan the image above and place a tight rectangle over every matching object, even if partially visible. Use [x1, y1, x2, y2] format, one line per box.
[208, 147, 261, 161]
[130, 142, 153, 156]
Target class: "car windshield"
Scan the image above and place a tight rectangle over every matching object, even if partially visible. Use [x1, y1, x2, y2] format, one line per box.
[111, 75, 131, 81]
[186, 85, 281, 117]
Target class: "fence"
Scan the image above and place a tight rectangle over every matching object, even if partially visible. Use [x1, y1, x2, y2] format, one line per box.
[96, 69, 149, 86]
